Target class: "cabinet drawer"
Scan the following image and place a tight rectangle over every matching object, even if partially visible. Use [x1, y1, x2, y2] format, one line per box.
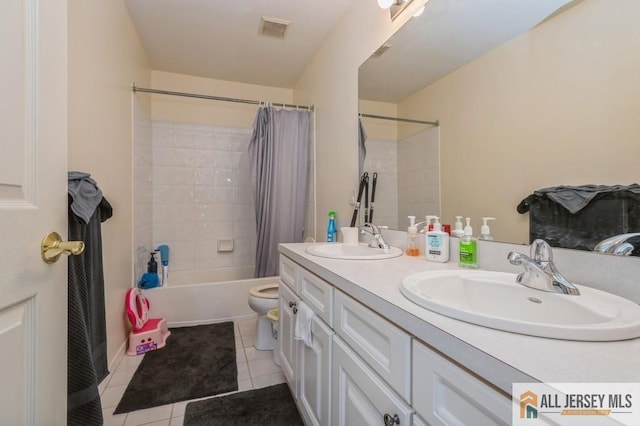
[279, 255, 297, 291]
[333, 290, 411, 401]
[413, 340, 510, 426]
[299, 268, 334, 327]
[332, 336, 413, 426]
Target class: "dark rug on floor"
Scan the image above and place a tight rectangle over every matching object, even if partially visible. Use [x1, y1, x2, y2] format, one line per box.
[114, 322, 237, 414]
[183, 383, 304, 426]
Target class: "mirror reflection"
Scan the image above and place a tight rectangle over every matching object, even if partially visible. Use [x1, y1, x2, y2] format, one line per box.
[358, 0, 640, 256]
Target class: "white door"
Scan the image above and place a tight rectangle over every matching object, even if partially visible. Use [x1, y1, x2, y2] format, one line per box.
[0, 0, 69, 424]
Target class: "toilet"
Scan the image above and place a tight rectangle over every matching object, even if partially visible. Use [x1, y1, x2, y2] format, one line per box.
[247, 282, 279, 351]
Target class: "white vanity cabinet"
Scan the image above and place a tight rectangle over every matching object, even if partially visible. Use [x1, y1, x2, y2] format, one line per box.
[412, 340, 511, 426]
[279, 249, 515, 426]
[278, 255, 334, 426]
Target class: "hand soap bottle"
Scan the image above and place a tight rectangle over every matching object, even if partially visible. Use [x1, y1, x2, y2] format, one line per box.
[327, 211, 337, 242]
[451, 216, 465, 238]
[479, 217, 496, 241]
[406, 216, 422, 256]
[425, 216, 449, 262]
[459, 218, 478, 268]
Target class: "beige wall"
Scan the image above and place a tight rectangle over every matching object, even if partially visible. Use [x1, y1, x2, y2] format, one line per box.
[358, 99, 399, 142]
[68, 1, 150, 365]
[399, 0, 640, 243]
[149, 71, 294, 127]
[294, 0, 427, 238]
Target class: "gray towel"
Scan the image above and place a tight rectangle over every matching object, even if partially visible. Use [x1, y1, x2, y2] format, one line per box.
[68, 171, 103, 224]
[534, 184, 640, 214]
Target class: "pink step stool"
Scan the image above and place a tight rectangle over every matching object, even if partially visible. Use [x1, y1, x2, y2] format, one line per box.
[125, 288, 171, 356]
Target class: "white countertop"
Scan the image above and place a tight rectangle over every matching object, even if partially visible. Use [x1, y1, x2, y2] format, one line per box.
[279, 243, 640, 394]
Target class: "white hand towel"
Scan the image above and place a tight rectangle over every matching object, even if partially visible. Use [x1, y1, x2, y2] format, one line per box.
[294, 301, 314, 348]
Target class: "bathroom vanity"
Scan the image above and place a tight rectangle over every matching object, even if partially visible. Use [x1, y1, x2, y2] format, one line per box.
[278, 243, 640, 426]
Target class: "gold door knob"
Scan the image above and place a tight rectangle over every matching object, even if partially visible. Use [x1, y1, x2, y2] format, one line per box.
[41, 231, 85, 264]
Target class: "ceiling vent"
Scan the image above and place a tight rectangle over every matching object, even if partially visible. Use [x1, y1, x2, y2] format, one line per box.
[371, 43, 392, 58]
[260, 17, 290, 39]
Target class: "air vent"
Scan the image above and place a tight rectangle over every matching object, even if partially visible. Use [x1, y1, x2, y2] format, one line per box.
[371, 43, 392, 58]
[260, 16, 290, 38]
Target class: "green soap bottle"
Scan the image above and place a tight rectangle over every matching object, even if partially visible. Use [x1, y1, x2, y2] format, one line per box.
[459, 217, 478, 268]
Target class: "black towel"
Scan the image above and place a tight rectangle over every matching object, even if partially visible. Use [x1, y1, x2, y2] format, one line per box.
[67, 196, 112, 425]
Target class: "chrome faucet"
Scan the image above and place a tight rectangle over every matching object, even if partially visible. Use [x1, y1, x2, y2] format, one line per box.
[507, 239, 580, 295]
[593, 233, 640, 256]
[360, 223, 390, 249]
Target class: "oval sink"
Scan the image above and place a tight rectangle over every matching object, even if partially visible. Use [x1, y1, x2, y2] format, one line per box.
[400, 269, 640, 341]
[306, 243, 403, 260]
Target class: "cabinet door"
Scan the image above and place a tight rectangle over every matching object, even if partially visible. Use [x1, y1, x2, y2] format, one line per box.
[413, 340, 510, 426]
[334, 290, 411, 400]
[278, 280, 300, 397]
[332, 336, 413, 426]
[298, 316, 334, 426]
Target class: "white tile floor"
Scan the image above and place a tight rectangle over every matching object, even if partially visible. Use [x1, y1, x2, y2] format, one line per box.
[99, 317, 286, 426]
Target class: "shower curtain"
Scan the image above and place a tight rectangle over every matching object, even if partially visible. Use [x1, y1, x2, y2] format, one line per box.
[249, 106, 310, 277]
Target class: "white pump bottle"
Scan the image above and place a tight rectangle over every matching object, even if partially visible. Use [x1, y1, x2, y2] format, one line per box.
[425, 216, 449, 262]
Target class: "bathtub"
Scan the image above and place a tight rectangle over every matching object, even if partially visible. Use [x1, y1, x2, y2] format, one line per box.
[141, 276, 278, 327]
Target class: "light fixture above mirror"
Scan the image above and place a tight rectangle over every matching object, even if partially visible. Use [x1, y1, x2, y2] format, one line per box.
[377, 0, 415, 20]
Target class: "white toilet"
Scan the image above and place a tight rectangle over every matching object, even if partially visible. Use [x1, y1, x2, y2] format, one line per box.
[247, 282, 279, 351]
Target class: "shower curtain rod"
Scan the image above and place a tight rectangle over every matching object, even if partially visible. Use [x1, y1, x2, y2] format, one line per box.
[131, 84, 314, 111]
[359, 112, 439, 126]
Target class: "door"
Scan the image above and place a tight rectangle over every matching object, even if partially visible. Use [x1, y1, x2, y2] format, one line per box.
[0, 0, 68, 424]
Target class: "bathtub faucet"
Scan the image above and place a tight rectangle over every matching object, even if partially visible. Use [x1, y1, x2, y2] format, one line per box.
[507, 239, 580, 295]
[360, 223, 390, 249]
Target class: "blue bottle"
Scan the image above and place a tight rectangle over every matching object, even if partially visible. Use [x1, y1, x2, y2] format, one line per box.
[327, 211, 337, 242]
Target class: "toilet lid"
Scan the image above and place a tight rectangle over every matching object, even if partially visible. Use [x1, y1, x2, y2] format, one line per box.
[249, 283, 279, 299]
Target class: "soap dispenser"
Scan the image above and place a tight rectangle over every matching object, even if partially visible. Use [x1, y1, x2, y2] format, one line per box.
[479, 217, 496, 241]
[452, 216, 465, 238]
[459, 218, 478, 268]
[425, 216, 449, 262]
[406, 216, 421, 256]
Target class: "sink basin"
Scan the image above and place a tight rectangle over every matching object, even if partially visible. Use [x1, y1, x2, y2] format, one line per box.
[400, 269, 640, 341]
[305, 243, 403, 260]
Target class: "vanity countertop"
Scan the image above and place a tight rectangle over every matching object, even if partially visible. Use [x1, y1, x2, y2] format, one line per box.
[279, 243, 640, 394]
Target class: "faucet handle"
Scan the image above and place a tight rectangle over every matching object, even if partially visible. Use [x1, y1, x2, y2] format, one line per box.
[530, 239, 553, 262]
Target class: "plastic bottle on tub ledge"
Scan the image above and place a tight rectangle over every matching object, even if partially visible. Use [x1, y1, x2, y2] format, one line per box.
[327, 211, 337, 242]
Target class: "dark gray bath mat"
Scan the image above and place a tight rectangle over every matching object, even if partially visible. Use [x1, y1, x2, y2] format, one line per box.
[114, 322, 237, 414]
[183, 383, 303, 426]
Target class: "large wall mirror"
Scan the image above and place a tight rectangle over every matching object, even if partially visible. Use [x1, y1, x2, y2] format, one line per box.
[358, 0, 640, 256]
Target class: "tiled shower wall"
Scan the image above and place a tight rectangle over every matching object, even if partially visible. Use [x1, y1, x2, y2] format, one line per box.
[133, 97, 153, 282]
[150, 121, 256, 284]
[397, 126, 440, 230]
[362, 139, 398, 229]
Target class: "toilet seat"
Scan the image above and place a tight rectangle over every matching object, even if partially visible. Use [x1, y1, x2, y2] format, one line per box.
[249, 283, 279, 299]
